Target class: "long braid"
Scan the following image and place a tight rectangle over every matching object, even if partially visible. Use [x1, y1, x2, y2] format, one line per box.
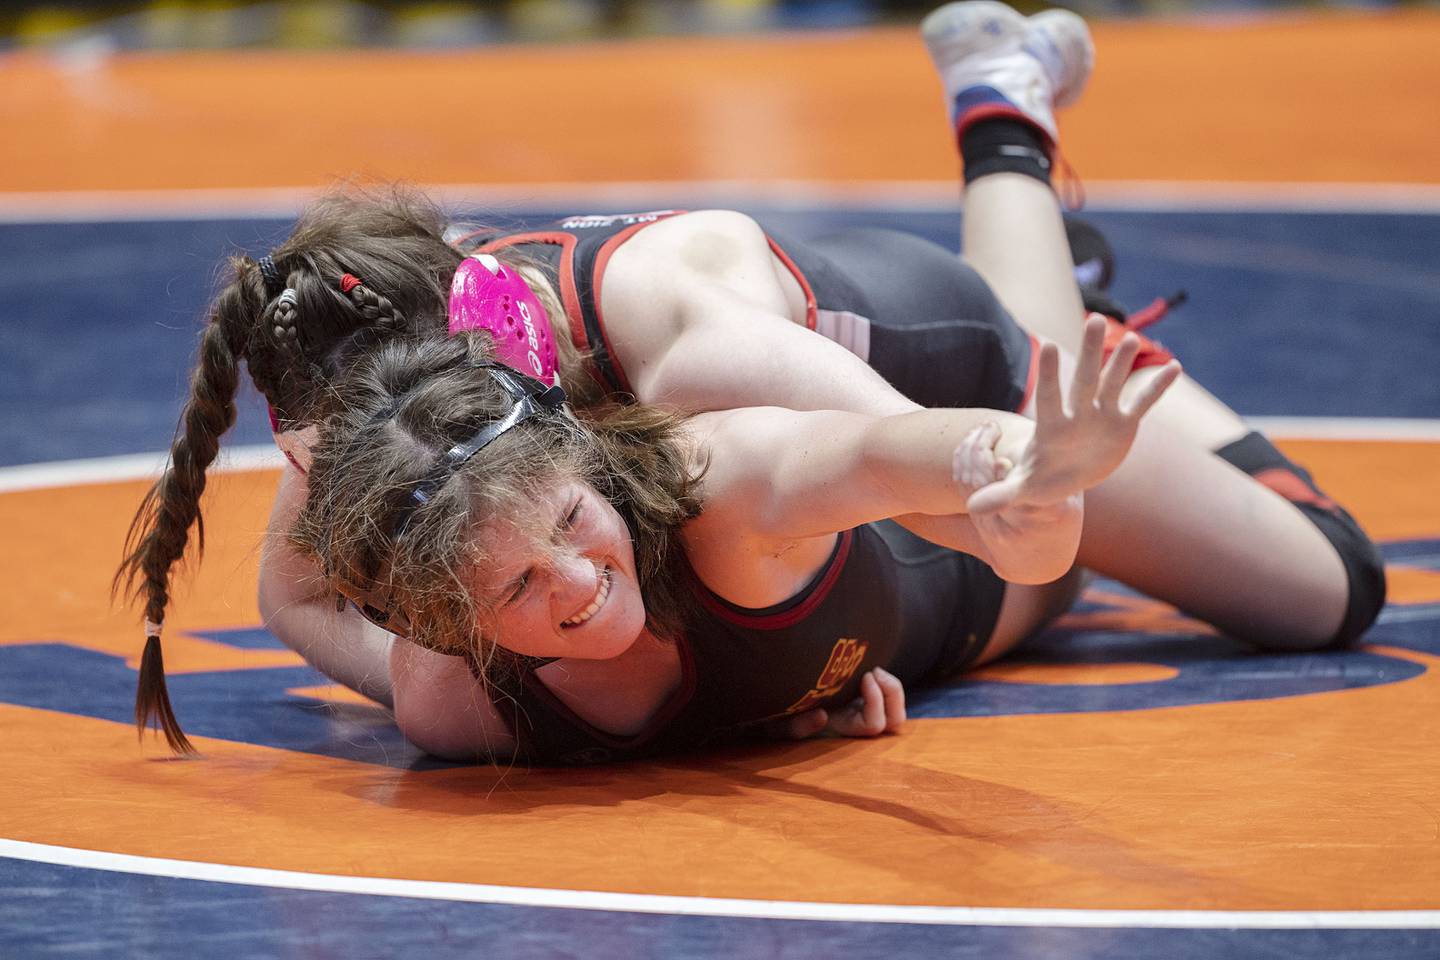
[114, 292, 250, 753]
[113, 186, 473, 753]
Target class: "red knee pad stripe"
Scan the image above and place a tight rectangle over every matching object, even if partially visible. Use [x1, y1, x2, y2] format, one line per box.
[1096, 312, 1174, 370]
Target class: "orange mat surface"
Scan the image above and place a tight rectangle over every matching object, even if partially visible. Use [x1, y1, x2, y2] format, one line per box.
[2, 9, 1437, 193]
[4, 439, 1437, 909]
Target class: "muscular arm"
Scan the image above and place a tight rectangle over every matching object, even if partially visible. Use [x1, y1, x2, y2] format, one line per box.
[683, 322, 1177, 602]
[259, 467, 396, 708]
[602, 211, 922, 419]
[600, 213, 1012, 568]
[684, 405, 1079, 590]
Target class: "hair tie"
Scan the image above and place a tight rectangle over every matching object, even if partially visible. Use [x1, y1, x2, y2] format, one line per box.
[340, 273, 363, 294]
[277, 288, 299, 309]
[257, 255, 284, 298]
[144, 618, 163, 639]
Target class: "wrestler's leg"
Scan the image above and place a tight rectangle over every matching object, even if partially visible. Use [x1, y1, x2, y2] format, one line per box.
[963, 172, 1252, 453]
[979, 568, 1087, 665]
[924, 2, 1381, 648]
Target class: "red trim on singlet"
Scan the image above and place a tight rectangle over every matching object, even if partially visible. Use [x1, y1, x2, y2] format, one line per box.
[465, 640, 698, 755]
[448, 227, 492, 250]
[694, 529, 855, 631]
[590, 220, 673, 395]
[521, 634, 699, 752]
[764, 236, 819, 331]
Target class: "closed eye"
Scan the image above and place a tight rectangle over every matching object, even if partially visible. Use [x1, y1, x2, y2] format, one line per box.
[503, 569, 532, 606]
[561, 499, 582, 530]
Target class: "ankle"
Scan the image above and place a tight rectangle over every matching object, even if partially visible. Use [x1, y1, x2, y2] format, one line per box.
[961, 117, 1053, 187]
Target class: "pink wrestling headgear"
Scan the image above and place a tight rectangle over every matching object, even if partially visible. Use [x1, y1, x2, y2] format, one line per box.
[448, 253, 559, 384]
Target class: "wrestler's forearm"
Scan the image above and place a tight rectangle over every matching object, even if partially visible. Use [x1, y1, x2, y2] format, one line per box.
[691, 406, 1035, 542]
[260, 467, 394, 707]
[855, 407, 1035, 515]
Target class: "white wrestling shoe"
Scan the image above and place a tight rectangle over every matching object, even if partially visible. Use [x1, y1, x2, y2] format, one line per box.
[1024, 8, 1094, 110]
[920, 1, 1093, 144]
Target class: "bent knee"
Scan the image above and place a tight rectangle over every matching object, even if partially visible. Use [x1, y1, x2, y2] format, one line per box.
[1212, 431, 1388, 651]
[1239, 504, 1387, 653]
[1311, 505, 1387, 649]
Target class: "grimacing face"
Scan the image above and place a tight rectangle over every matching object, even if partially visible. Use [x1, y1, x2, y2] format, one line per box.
[471, 480, 646, 661]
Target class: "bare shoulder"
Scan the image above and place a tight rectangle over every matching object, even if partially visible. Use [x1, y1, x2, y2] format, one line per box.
[602, 210, 791, 317]
[390, 638, 517, 762]
[621, 210, 773, 275]
[680, 406, 846, 607]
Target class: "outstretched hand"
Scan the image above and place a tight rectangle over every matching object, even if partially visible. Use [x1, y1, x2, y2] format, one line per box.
[965, 316, 1180, 516]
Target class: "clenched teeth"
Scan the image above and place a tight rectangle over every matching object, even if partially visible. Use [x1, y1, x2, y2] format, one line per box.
[562, 567, 611, 627]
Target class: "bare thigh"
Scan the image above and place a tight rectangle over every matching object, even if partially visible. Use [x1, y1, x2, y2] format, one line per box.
[964, 173, 1349, 646]
[977, 567, 1087, 665]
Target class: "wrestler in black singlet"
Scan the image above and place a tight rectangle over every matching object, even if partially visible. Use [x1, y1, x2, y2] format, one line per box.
[477, 521, 1006, 766]
[442, 212, 1030, 764]
[459, 211, 1035, 413]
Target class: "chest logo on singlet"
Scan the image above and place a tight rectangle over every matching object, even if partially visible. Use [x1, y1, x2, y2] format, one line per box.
[559, 211, 677, 230]
[784, 638, 869, 716]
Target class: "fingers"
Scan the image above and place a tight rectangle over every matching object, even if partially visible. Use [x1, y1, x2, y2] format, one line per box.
[874, 667, 906, 733]
[829, 669, 907, 738]
[1066, 317, 1107, 412]
[1033, 340, 1064, 424]
[953, 422, 1006, 491]
[1095, 330, 1140, 411]
[858, 670, 885, 733]
[790, 708, 829, 740]
[1121, 359, 1183, 420]
[766, 708, 828, 741]
[966, 474, 1023, 516]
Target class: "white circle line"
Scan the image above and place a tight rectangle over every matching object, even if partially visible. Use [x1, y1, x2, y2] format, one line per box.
[2, 838, 1437, 929]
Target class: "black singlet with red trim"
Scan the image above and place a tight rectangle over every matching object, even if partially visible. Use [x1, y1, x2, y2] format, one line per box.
[459, 211, 1035, 412]
[475, 520, 1006, 766]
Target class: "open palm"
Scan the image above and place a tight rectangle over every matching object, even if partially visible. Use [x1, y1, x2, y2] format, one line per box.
[967, 316, 1181, 516]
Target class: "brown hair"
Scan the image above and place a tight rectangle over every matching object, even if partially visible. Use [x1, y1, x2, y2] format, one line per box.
[113, 185, 587, 753]
[291, 334, 703, 676]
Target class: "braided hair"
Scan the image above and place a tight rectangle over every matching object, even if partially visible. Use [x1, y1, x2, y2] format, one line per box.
[113, 187, 487, 753]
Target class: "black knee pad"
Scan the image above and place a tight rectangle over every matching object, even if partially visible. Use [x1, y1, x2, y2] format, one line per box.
[1215, 432, 1387, 648]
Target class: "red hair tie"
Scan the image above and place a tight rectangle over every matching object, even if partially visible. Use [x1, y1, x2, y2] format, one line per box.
[340, 273, 363, 294]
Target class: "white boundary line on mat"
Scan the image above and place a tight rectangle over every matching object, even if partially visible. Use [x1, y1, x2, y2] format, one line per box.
[1, 418, 1437, 495]
[1, 838, 1435, 929]
[3, 179, 1440, 221]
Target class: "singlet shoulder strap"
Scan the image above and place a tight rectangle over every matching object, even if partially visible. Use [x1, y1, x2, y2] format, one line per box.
[479, 212, 686, 396]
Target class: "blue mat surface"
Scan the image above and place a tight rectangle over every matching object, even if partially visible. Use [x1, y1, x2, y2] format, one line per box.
[3, 208, 1437, 467]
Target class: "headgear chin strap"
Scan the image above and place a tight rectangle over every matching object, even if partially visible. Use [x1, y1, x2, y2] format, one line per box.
[448, 253, 559, 384]
[338, 361, 568, 643]
[392, 362, 567, 535]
